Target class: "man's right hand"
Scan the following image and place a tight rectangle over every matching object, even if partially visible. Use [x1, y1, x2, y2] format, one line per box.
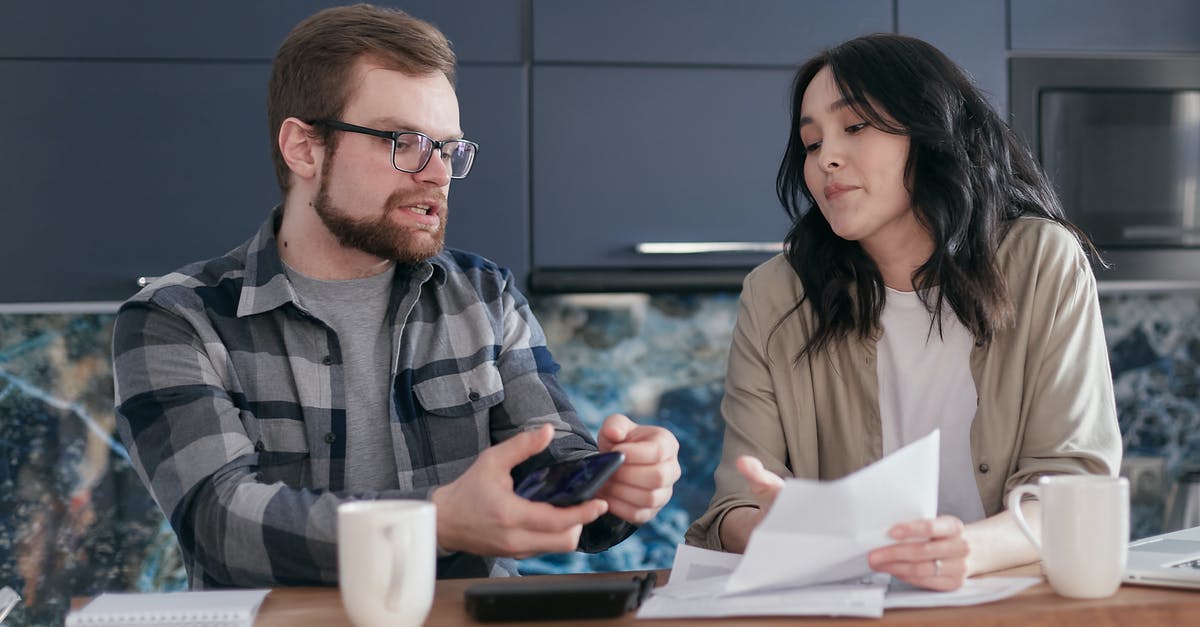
[430, 424, 609, 558]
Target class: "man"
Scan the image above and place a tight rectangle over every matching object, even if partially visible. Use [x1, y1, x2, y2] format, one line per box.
[113, 4, 680, 588]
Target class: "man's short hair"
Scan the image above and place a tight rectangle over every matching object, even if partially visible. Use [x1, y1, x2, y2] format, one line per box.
[267, 3, 457, 193]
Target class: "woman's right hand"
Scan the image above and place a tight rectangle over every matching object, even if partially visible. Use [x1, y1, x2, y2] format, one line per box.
[736, 455, 786, 510]
[718, 455, 786, 553]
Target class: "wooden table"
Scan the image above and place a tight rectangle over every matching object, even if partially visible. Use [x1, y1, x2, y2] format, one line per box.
[255, 564, 1200, 626]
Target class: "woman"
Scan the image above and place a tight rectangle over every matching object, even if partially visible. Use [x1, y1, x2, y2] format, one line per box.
[685, 33, 1121, 591]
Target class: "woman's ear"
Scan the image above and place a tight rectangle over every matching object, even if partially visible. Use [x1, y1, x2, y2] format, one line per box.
[278, 117, 321, 182]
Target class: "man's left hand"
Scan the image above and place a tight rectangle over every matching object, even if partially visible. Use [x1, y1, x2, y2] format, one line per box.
[594, 413, 681, 524]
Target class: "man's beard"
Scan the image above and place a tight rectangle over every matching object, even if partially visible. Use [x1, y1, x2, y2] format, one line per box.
[312, 162, 448, 265]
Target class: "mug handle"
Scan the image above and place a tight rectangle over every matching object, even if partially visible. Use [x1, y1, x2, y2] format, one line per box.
[383, 523, 409, 612]
[1007, 485, 1042, 551]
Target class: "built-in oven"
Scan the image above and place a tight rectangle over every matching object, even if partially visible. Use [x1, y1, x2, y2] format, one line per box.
[1010, 53, 1200, 289]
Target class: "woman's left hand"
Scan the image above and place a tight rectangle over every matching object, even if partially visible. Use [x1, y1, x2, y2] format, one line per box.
[867, 515, 970, 591]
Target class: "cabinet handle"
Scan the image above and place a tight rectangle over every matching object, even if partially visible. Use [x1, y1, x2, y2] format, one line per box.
[1122, 225, 1200, 241]
[136, 276, 160, 288]
[634, 241, 784, 255]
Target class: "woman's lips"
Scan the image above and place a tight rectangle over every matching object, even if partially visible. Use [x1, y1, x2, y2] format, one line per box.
[823, 183, 857, 201]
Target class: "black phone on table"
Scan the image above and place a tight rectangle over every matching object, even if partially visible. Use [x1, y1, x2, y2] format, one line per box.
[464, 573, 657, 622]
[514, 451, 625, 506]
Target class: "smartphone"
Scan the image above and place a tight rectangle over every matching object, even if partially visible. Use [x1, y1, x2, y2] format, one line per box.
[514, 451, 625, 506]
[464, 573, 656, 622]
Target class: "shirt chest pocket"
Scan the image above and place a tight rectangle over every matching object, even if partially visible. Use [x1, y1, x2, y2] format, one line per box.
[412, 363, 505, 418]
[248, 417, 311, 487]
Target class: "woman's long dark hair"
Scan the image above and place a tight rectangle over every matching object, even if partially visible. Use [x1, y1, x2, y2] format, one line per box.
[775, 33, 1100, 360]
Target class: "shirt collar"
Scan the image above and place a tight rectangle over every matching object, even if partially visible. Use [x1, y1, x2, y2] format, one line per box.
[235, 206, 448, 318]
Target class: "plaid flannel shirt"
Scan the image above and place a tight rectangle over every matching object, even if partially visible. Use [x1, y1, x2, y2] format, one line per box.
[113, 208, 634, 588]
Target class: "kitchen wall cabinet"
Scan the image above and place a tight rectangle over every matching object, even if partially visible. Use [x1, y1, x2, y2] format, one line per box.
[4, 1, 1198, 303]
[0, 1, 523, 63]
[1010, 0, 1200, 53]
[532, 0, 894, 66]
[528, 0, 892, 291]
[0, 1, 525, 305]
[897, 0, 1008, 118]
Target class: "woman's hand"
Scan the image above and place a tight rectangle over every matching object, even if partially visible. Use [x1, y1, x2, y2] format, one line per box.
[867, 515, 971, 591]
[736, 455, 785, 510]
[718, 455, 787, 553]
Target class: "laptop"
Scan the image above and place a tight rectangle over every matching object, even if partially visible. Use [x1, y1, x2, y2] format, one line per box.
[1125, 525, 1200, 589]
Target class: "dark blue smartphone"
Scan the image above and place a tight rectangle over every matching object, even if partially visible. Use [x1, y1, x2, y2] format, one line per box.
[514, 451, 625, 506]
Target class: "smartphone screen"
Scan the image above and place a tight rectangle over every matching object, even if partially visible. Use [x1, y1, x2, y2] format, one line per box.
[514, 451, 625, 506]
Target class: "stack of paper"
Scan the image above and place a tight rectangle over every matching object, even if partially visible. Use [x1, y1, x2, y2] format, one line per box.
[640, 431, 1039, 619]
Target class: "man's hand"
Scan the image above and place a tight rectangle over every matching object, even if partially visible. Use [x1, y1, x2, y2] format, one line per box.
[593, 414, 681, 524]
[431, 424, 608, 558]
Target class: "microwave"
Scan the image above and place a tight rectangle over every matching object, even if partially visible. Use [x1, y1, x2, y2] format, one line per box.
[1010, 53, 1200, 289]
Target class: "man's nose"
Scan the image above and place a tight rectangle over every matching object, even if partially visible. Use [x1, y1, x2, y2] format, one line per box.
[417, 153, 452, 186]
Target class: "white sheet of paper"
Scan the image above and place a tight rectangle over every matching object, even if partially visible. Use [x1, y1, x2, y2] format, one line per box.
[726, 429, 940, 593]
[642, 545, 887, 619]
[638, 582, 887, 619]
[883, 576, 1041, 608]
[645, 539, 1038, 619]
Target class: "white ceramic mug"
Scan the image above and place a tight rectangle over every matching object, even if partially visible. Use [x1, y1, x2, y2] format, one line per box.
[1007, 475, 1129, 599]
[338, 501, 436, 627]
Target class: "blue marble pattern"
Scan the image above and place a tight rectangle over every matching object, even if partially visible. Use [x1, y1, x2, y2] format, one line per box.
[1, 290, 1197, 625]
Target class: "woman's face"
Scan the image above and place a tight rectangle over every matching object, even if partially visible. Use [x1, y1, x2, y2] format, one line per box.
[800, 66, 923, 257]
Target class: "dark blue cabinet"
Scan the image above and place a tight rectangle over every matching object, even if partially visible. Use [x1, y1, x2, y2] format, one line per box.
[1010, 0, 1200, 53]
[528, 0, 892, 290]
[897, 0, 1008, 118]
[533, 0, 894, 65]
[0, 1, 525, 304]
[0, 1, 523, 63]
[531, 66, 794, 273]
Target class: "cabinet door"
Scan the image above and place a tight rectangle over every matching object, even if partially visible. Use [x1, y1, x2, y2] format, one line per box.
[532, 0, 893, 65]
[531, 66, 795, 275]
[0, 1, 527, 305]
[448, 66, 529, 283]
[1010, 0, 1200, 52]
[0, 60, 278, 304]
[0, 0, 523, 62]
[897, 0, 1008, 118]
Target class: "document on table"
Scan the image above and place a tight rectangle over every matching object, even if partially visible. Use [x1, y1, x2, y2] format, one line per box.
[639, 544, 890, 619]
[660, 429, 940, 601]
[639, 430, 1040, 618]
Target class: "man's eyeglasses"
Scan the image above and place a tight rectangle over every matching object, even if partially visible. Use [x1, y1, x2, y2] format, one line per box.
[309, 119, 478, 179]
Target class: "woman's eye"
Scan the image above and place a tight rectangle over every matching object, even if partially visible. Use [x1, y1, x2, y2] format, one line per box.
[803, 141, 822, 153]
[846, 123, 868, 134]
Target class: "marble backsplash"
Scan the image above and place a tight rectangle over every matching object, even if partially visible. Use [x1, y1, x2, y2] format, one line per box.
[1, 290, 1197, 625]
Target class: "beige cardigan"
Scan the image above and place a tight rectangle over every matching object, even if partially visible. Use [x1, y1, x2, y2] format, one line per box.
[686, 217, 1122, 551]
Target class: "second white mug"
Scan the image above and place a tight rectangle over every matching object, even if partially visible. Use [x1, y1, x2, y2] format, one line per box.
[1007, 474, 1129, 599]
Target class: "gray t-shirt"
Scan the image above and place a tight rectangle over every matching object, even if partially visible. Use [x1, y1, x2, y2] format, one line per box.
[285, 263, 399, 492]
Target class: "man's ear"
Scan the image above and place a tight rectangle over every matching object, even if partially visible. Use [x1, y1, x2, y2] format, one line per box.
[278, 117, 322, 182]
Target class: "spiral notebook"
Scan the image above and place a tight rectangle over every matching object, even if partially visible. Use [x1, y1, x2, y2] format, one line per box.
[65, 589, 270, 626]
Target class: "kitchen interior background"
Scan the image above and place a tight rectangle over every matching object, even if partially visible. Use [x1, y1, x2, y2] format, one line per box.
[4, 1, 1200, 625]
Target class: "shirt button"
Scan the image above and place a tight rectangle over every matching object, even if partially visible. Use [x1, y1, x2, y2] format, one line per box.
[468, 390, 481, 401]
[254, 440, 265, 452]
[322, 355, 333, 365]
[978, 463, 990, 474]
[324, 432, 337, 444]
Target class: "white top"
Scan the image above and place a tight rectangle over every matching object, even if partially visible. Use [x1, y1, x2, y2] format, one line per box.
[877, 287, 986, 523]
